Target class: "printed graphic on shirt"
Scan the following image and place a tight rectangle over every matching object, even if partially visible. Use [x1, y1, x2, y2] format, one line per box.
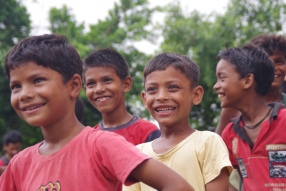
[268, 151, 286, 178]
[232, 137, 238, 158]
[37, 181, 61, 191]
[236, 158, 248, 178]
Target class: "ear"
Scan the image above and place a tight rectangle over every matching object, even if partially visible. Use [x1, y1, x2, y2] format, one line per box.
[123, 76, 132, 93]
[69, 74, 83, 99]
[191, 86, 204, 105]
[243, 73, 254, 89]
[141, 91, 148, 108]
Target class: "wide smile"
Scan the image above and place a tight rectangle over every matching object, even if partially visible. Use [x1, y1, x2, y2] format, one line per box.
[22, 104, 45, 111]
[217, 93, 225, 99]
[155, 107, 175, 114]
[96, 96, 111, 102]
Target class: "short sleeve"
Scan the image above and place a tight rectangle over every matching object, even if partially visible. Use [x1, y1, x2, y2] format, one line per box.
[0, 161, 17, 191]
[221, 123, 238, 166]
[198, 133, 233, 184]
[93, 131, 150, 186]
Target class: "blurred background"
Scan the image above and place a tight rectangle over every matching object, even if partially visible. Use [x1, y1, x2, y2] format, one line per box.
[0, 0, 286, 149]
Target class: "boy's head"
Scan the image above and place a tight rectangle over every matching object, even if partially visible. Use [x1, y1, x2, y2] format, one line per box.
[5, 34, 83, 127]
[5, 34, 83, 82]
[83, 48, 129, 83]
[83, 48, 132, 114]
[141, 52, 203, 127]
[249, 34, 286, 88]
[214, 45, 274, 108]
[143, 52, 200, 89]
[2, 130, 22, 159]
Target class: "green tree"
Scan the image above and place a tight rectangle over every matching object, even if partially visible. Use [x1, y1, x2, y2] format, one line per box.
[0, 0, 43, 148]
[159, 0, 286, 130]
[48, 0, 157, 126]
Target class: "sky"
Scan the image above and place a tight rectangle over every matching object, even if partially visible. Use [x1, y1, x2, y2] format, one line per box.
[22, 0, 229, 53]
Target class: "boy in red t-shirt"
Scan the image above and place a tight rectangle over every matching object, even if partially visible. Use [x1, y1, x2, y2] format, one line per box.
[214, 45, 286, 191]
[0, 34, 194, 191]
[83, 48, 160, 145]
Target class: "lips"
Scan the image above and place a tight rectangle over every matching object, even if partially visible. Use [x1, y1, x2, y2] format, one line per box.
[155, 107, 175, 113]
[22, 104, 45, 111]
[96, 96, 111, 102]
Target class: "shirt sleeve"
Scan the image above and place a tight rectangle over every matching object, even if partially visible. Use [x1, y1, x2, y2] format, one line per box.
[198, 133, 233, 184]
[94, 131, 151, 186]
[0, 162, 17, 191]
[144, 129, 161, 143]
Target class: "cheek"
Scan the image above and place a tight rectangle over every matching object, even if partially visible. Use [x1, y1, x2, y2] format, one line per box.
[10, 94, 18, 109]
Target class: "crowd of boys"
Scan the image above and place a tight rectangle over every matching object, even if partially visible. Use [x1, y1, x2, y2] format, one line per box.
[0, 33, 285, 191]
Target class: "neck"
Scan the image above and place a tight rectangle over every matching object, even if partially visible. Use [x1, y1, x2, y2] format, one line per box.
[264, 87, 282, 103]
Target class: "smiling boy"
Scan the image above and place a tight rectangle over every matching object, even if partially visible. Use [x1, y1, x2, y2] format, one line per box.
[124, 52, 232, 191]
[0, 34, 194, 191]
[83, 48, 160, 145]
[214, 45, 286, 191]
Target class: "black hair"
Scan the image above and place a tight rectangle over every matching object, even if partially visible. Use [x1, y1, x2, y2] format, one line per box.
[217, 45, 274, 96]
[83, 48, 129, 83]
[4, 34, 83, 83]
[143, 52, 200, 88]
[2, 130, 22, 145]
[75, 97, 85, 123]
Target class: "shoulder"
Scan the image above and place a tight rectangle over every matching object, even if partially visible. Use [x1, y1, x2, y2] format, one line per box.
[136, 141, 152, 151]
[132, 118, 158, 129]
[193, 131, 228, 150]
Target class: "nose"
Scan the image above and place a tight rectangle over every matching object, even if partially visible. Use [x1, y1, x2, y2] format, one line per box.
[156, 89, 169, 101]
[213, 81, 220, 91]
[19, 85, 35, 101]
[94, 83, 105, 94]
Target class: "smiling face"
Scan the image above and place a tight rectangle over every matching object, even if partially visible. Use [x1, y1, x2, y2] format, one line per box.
[141, 66, 203, 127]
[84, 66, 131, 115]
[269, 53, 286, 88]
[9, 62, 74, 127]
[214, 59, 245, 108]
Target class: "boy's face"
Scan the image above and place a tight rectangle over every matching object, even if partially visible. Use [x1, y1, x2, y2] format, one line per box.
[141, 66, 203, 127]
[84, 66, 131, 114]
[214, 59, 246, 108]
[3, 142, 21, 159]
[269, 53, 286, 88]
[9, 62, 75, 127]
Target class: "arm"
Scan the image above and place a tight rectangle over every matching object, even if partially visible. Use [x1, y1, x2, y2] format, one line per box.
[215, 108, 240, 135]
[129, 158, 194, 191]
[206, 167, 229, 191]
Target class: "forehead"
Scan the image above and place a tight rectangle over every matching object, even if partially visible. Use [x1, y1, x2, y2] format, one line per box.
[216, 59, 237, 73]
[9, 62, 62, 81]
[145, 66, 190, 85]
[84, 66, 119, 78]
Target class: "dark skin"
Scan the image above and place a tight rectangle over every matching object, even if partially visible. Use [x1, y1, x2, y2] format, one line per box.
[142, 66, 229, 191]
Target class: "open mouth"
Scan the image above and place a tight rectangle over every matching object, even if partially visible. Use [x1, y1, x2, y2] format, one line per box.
[23, 104, 45, 111]
[155, 107, 175, 113]
[218, 94, 225, 99]
[274, 74, 281, 78]
[96, 97, 111, 102]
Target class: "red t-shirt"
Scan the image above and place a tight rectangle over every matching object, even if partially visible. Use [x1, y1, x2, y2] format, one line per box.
[222, 103, 286, 191]
[0, 127, 150, 191]
[94, 116, 160, 145]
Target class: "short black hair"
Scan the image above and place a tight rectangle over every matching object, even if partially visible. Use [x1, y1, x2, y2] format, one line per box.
[217, 45, 274, 96]
[83, 48, 129, 83]
[143, 52, 200, 88]
[4, 34, 83, 83]
[75, 97, 85, 123]
[2, 130, 22, 145]
[249, 34, 286, 58]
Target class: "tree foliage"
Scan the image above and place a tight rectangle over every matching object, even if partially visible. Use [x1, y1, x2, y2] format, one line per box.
[159, 0, 286, 130]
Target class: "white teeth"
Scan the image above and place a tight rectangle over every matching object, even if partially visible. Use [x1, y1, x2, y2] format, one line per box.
[274, 74, 280, 78]
[97, 97, 110, 102]
[25, 105, 43, 111]
[218, 94, 224, 99]
[157, 108, 174, 113]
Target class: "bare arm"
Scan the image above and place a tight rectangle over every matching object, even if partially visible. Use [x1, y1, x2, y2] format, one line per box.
[205, 167, 229, 191]
[129, 158, 194, 191]
[215, 108, 241, 135]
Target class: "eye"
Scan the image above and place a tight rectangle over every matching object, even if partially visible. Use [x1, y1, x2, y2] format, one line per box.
[275, 59, 286, 65]
[86, 81, 95, 87]
[34, 78, 45, 84]
[10, 84, 21, 91]
[146, 87, 157, 92]
[103, 78, 112, 83]
[168, 85, 179, 89]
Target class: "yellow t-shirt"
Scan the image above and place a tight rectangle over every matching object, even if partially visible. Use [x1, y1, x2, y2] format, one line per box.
[123, 130, 232, 191]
